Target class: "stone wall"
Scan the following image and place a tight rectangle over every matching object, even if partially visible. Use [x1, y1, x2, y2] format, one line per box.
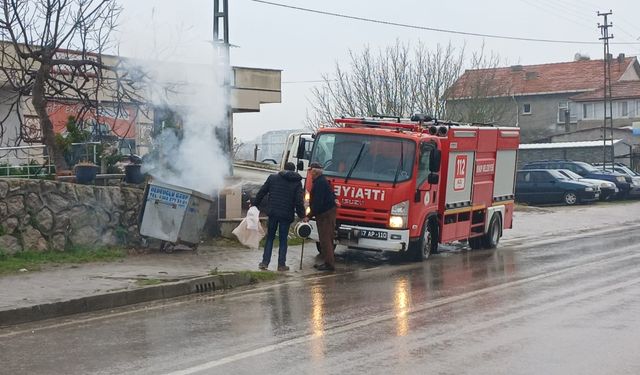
[0, 179, 143, 254]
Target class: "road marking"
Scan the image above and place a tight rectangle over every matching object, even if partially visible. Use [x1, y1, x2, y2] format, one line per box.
[164, 249, 640, 375]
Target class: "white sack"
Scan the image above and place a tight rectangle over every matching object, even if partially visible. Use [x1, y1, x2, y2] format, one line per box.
[232, 208, 265, 249]
[245, 206, 260, 230]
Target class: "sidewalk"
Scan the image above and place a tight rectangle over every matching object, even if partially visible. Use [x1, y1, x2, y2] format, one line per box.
[1, 201, 639, 326]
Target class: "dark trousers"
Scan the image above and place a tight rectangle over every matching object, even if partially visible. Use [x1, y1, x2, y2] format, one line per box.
[262, 216, 291, 267]
[316, 207, 336, 266]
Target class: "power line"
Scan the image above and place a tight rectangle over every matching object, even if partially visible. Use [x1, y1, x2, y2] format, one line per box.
[549, 0, 640, 42]
[250, 0, 640, 45]
[575, 0, 640, 38]
[519, 0, 595, 32]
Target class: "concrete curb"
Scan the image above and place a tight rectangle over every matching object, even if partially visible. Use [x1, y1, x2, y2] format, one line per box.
[0, 272, 253, 327]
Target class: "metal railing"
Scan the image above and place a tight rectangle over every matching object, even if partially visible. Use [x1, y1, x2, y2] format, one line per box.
[0, 145, 53, 178]
[0, 143, 100, 178]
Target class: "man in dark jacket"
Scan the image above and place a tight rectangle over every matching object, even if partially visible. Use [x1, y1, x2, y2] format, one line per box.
[253, 162, 305, 271]
[306, 162, 337, 271]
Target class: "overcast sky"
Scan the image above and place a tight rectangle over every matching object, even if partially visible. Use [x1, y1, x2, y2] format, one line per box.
[117, 0, 640, 141]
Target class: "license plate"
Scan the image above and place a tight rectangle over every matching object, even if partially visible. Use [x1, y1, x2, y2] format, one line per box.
[360, 230, 388, 240]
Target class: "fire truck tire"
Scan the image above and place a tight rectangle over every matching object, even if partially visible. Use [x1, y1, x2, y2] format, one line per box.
[468, 236, 483, 250]
[482, 214, 502, 249]
[409, 218, 439, 261]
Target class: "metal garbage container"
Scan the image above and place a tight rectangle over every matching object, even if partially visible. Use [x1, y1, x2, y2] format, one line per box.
[139, 181, 213, 250]
[124, 164, 144, 184]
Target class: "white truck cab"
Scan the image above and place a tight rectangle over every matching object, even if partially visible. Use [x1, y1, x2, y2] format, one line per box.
[280, 132, 314, 179]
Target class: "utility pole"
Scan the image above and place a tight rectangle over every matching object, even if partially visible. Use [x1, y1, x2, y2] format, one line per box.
[598, 10, 614, 170]
[213, 0, 233, 167]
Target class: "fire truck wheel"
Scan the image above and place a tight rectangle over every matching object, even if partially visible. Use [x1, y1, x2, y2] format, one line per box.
[482, 214, 502, 249]
[468, 236, 484, 250]
[409, 218, 438, 261]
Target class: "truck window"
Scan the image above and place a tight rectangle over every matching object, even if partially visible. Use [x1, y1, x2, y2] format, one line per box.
[313, 134, 335, 167]
[417, 144, 431, 185]
[302, 139, 313, 160]
[311, 133, 416, 183]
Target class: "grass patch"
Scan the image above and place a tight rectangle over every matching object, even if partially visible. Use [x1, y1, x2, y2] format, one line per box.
[239, 270, 279, 283]
[0, 247, 126, 275]
[258, 236, 307, 248]
[209, 270, 279, 284]
[136, 278, 165, 287]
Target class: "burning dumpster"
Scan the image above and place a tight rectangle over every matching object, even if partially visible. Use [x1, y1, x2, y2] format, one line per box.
[139, 181, 213, 251]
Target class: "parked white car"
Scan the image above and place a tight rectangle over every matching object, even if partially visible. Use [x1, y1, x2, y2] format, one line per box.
[556, 169, 618, 201]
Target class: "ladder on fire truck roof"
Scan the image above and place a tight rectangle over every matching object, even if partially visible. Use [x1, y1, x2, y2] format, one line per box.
[335, 114, 497, 136]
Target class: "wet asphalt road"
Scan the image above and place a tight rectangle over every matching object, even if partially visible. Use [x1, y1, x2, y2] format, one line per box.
[2, 226, 640, 375]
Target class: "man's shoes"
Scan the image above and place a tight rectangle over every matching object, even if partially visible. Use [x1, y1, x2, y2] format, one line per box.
[313, 263, 321, 269]
[316, 263, 335, 271]
[277, 265, 290, 272]
[258, 263, 268, 270]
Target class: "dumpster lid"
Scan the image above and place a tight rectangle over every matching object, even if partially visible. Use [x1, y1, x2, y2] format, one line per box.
[147, 181, 214, 202]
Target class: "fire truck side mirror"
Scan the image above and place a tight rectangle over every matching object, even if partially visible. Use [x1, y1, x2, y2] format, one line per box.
[428, 173, 439, 185]
[429, 149, 441, 172]
[296, 160, 304, 171]
[296, 139, 306, 159]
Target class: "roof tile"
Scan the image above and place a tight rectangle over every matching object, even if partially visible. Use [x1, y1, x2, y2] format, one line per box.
[447, 57, 638, 99]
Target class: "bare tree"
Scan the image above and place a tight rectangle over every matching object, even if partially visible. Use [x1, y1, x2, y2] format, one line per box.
[306, 40, 512, 130]
[0, 0, 146, 171]
[231, 136, 243, 160]
[444, 45, 514, 125]
[306, 40, 465, 130]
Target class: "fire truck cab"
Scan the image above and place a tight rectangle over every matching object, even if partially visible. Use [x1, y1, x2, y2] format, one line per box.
[304, 115, 520, 261]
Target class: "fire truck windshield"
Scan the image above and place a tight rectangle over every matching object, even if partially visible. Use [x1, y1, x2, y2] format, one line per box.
[311, 133, 416, 183]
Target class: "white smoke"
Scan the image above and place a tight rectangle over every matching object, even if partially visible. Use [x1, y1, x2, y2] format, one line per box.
[118, 6, 230, 196]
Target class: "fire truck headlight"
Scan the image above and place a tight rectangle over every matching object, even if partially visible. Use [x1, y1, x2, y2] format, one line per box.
[390, 201, 409, 229]
[304, 191, 310, 202]
[305, 207, 311, 216]
[389, 216, 405, 229]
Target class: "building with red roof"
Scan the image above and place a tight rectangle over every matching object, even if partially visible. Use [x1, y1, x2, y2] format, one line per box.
[446, 54, 640, 143]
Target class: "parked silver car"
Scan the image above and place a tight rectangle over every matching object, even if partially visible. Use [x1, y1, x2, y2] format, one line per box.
[594, 163, 640, 197]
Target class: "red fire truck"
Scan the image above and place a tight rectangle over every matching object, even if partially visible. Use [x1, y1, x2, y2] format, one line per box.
[303, 115, 520, 261]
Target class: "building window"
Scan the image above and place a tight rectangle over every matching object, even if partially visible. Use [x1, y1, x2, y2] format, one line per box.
[582, 103, 595, 119]
[557, 101, 577, 124]
[619, 101, 629, 117]
[522, 103, 531, 114]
